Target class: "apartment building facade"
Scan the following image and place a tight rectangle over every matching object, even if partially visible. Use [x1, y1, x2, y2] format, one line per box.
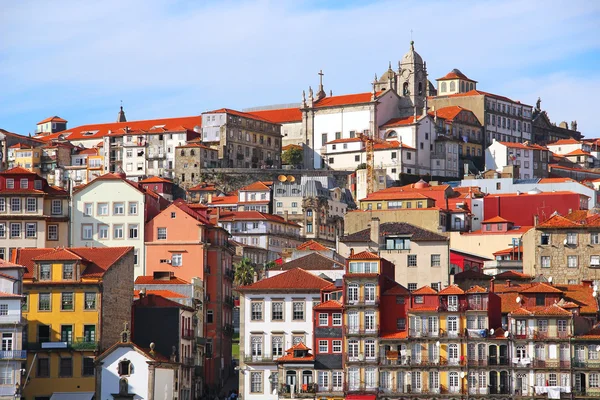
[174, 142, 219, 190]
[485, 139, 549, 179]
[16, 246, 134, 399]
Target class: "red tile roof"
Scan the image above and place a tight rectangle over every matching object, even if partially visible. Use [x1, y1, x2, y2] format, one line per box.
[381, 115, 422, 128]
[218, 211, 301, 227]
[537, 211, 600, 229]
[77, 148, 99, 155]
[237, 268, 331, 292]
[170, 199, 211, 225]
[0, 291, 24, 298]
[207, 194, 238, 205]
[17, 247, 133, 279]
[348, 251, 380, 260]
[135, 275, 190, 285]
[412, 286, 438, 295]
[296, 240, 329, 251]
[446, 89, 530, 106]
[493, 246, 524, 257]
[437, 69, 475, 81]
[139, 176, 172, 184]
[239, 181, 270, 191]
[313, 92, 377, 108]
[276, 342, 315, 362]
[32, 248, 82, 262]
[176, 142, 214, 150]
[510, 304, 572, 316]
[313, 300, 343, 310]
[247, 108, 302, 124]
[360, 191, 433, 201]
[0, 259, 24, 269]
[326, 137, 362, 144]
[188, 184, 217, 192]
[74, 172, 168, 203]
[134, 289, 186, 299]
[564, 149, 592, 157]
[494, 270, 531, 280]
[428, 106, 473, 121]
[519, 282, 563, 294]
[374, 140, 415, 150]
[482, 216, 513, 224]
[548, 138, 581, 145]
[9, 143, 34, 149]
[204, 108, 278, 124]
[35, 115, 202, 142]
[465, 285, 487, 294]
[499, 292, 521, 313]
[1, 166, 37, 175]
[438, 285, 465, 295]
[37, 116, 68, 124]
[495, 141, 547, 151]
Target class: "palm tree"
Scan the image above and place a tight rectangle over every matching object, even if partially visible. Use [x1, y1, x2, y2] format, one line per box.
[234, 257, 255, 286]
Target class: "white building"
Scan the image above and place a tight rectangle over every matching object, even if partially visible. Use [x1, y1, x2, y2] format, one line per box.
[485, 139, 549, 179]
[267, 252, 346, 281]
[237, 268, 332, 400]
[95, 333, 178, 400]
[217, 211, 302, 261]
[0, 259, 25, 399]
[72, 173, 169, 277]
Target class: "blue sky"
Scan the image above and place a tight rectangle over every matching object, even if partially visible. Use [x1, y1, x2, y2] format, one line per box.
[1, 0, 599, 136]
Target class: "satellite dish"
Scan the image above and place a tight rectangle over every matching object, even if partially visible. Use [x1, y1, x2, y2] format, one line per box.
[594, 285, 598, 292]
[548, 276, 553, 283]
[516, 296, 522, 304]
[435, 341, 440, 347]
[504, 331, 510, 338]
[278, 175, 287, 182]
[597, 345, 600, 352]
[287, 175, 296, 183]
[490, 328, 495, 335]
[594, 291, 598, 298]
[460, 372, 466, 378]
[563, 239, 568, 245]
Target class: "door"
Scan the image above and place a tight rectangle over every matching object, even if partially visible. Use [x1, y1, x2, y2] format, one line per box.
[1, 333, 12, 351]
[448, 344, 459, 365]
[500, 371, 508, 394]
[447, 316, 458, 337]
[489, 371, 498, 394]
[516, 374, 528, 395]
[449, 372, 459, 393]
[428, 316, 438, 337]
[448, 295, 458, 311]
[286, 371, 297, 393]
[499, 345, 508, 365]
[348, 311, 359, 333]
[488, 345, 497, 365]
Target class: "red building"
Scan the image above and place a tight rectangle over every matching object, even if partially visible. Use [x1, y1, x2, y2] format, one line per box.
[483, 190, 588, 227]
[139, 176, 174, 200]
[450, 249, 492, 273]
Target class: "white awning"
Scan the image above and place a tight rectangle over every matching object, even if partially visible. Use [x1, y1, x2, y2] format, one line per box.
[50, 392, 95, 400]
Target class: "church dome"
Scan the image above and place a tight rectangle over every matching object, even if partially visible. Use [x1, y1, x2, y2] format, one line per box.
[401, 41, 423, 66]
[379, 62, 396, 83]
[413, 179, 430, 189]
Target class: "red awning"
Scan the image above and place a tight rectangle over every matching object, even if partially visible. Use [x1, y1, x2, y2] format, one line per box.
[346, 396, 376, 400]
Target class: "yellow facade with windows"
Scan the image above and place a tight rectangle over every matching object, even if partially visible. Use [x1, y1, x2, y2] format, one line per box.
[22, 263, 101, 398]
[13, 148, 41, 174]
[359, 196, 435, 211]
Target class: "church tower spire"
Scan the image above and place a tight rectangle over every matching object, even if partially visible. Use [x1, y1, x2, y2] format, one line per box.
[316, 70, 326, 100]
[117, 101, 127, 123]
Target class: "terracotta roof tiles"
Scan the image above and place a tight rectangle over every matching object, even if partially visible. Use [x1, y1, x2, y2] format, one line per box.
[438, 285, 465, 295]
[247, 108, 302, 124]
[313, 300, 343, 310]
[273, 253, 344, 271]
[412, 286, 438, 295]
[237, 268, 331, 292]
[135, 275, 190, 285]
[519, 282, 563, 294]
[348, 251, 379, 260]
[466, 285, 487, 294]
[482, 216, 513, 224]
[296, 240, 328, 251]
[343, 222, 448, 242]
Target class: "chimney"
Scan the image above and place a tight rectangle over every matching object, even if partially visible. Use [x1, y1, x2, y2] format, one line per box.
[284, 211, 289, 222]
[350, 248, 355, 256]
[533, 215, 539, 226]
[506, 279, 511, 288]
[582, 279, 593, 288]
[490, 277, 495, 293]
[370, 217, 380, 247]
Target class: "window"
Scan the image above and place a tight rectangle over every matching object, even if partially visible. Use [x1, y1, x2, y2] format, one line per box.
[293, 301, 304, 320]
[592, 233, 600, 245]
[397, 318, 406, 330]
[537, 319, 548, 332]
[26, 198, 37, 212]
[0, 305, 7, 317]
[0, 199, 4, 213]
[129, 202, 138, 215]
[385, 237, 410, 249]
[332, 313, 342, 326]
[51, 200, 62, 215]
[39, 263, 51, 281]
[331, 340, 342, 353]
[319, 340, 328, 353]
[97, 203, 108, 216]
[26, 222, 36, 238]
[206, 310, 213, 324]
[171, 253, 182, 266]
[128, 224, 139, 239]
[540, 233, 551, 245]
[83, 203, 93, 216]
[272, 336, 283, 358]
[557, 319, 567, 332]
[5, 180, 13, 189]
[61, 293, 74, 311]
[408, 283, 417, 291]
[567, 232, 577, 245]
[62, 263, 73, 280]
[157, 227, 167, 240]
[113, 224, 124, 239]
[431, 254, 441, 267]
[250, 372, 262, 393]
[272, 301, 283, 321]
[82, 224, 93, 240]
[407, 254, 417, 267]
[37, 357, 50, 377]
[113, 202, 125, 215]
[590, 373, 600, 388]
[82, 357, 95, 376]
[319, 313, 328, 326]
[541, 256, 550, 268]
[98, 225, 108, 240]
[59, 357, 73, 377]
[9, 223, 20, 238]
[567, 255, 578, 268]
[84, 292, 96, 310]
[415, 296, 424, 304]
[10, 198, 20, 212]
[47, 224, 58, 241]
[251, 302, 263, 321]
[118, 360, 132, 376]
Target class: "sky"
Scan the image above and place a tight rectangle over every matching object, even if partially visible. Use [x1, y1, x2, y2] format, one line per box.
[1, 0, 599, 136]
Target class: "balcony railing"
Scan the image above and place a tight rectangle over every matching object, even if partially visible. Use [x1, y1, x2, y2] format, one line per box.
[244, 354, 279, 363]
[345, 296, 380, 306]
[224, 268, 234, 280]
[573, 359, 600, 368]
[316, 384, 344, 393]
[224, 295, 235, 308]
[467, 301, 489, 311]
[345, 354, 378, 363]
[182, 329, 194, 340]
[0, 350, 26, 360]
[183, 357, 195, 366]
[468, 358, 488, 367]
[469, 387, 489, 395]
[438, 303, 467, 312]
[344, 383, 378, 393]
[279, 382, 317, 398]
[345, 325, 379, 336]
[379, 356, 410, 366]
[409, 328, 438, 338]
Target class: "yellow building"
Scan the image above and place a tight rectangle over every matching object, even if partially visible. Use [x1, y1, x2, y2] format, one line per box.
[17, 246, 134, 399]
[359, 192, 436, 211]
[8, 144, 41, 174]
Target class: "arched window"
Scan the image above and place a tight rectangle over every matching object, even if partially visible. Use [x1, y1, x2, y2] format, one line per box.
[441, 82, 447, 92]
[418, 82, 423, 95]
[461, 81, 465, 92]
[347, 284, 359, 303]
[470, 82, 474, 91]
[190, 150, 195, 156]
[180, 150, 185, 156]
[386, 130, 398, 138]
[302, 370, 313, 385]
[118, 359, 132, 376]
[403, 82, 409, 96]
[450, 81, 456, 92]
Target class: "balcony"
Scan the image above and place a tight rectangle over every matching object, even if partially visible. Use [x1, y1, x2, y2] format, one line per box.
[467, 301, 489, 311]
[438, 303, 467, 312]
[345, 296, 380, 306]
[344, 383, 378, 393]
[224, 268, 234, 280]
[279, 382, 317, 398]
[27, 339, 98, 351]
[243, 354, 278, 364]
[345, 325, 379, 336]
[379, 356, 410, 367]
[71, 337, 99, 351]
[224, 295, 235, 308]
[0, 350, 26, 360]
[147, 153, 166, 159]
[408, 328, 439, 338]
[469, 387, 489, 395]
[573, 359, 600, 368]
[316, 384, 344, 394]
[467, 358, 488, 367]
[183, 357, 195, 366]
[345, 354, 378, 364]
[182, 329, 194, 340]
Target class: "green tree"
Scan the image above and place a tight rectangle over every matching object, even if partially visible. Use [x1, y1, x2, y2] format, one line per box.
[234, 257, 255, 286]
[282, 147, 303, 166]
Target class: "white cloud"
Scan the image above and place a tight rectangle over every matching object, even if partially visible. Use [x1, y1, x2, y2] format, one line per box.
[0, 0, 599, 134]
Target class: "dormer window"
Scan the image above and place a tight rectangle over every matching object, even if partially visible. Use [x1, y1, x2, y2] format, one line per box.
[6, 180, 14, 189]
[415, 296, 424, 304]
[40, 264, 51, 281]
[118, 359, 132, 376]
[63, 263, 74, 280]
[448, 295, 458, 311]
[20, 179, 28, 189]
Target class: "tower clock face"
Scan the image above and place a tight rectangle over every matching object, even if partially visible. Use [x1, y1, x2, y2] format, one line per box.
[401, 69, 412, 79]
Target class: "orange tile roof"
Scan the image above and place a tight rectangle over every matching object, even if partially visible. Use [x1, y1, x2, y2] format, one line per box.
[32, 248, 82, 262]
[348, 251, 379, 260]
[282, 144, 303, 151]
[139, 176, 172, 184]
[438, 285, 465, 295]
[511, 304, 572, 316]
[9, 143, 34, 149]
[494, 270, 530, 280]
[482, 216, 513, 224]
[188, 184, 217, 192]
[239, 181, 270, 191]
[361, 191, 433, 201]
[436, 69, 475, 82]
[17, 247, 133, 279]
[218, 211, 301, 227]
[204, 108, 279, 124]
[381, 115, 422, 128]
[374, 140, 415, 150]
[326, 137, 362, 144]
[380, 331, 408, 339]
[313, 300, 343, 310]
[548, 138, 581, 145]
[207, 194, 238, 205]
[464, 225, 533, 235]
[237, 268, 331, 292]
[466, 285, 487, 294]
[412, 286, 438, 295]
[296, 240, 328, 251]
[134, 289, 186, 299]
[509, 307, 533, 316]
[313, 92, 377, 108]
[519, 282, 563, 294]
[499, 292, 521, 313]
[0, 259, 24, 269]
[538, 177, 576, 184]
[564, 149, 592, 157]
[496, 141, 547, 150]
[428, 105, 473, 121]
[1, 166, 37, 175]
[135, 275, 190, 285]
[493, 246, 524, 257]
[247, 108, 302, 124]
[34, 115, 201, 142]
[37, 116, 67, 124]
[446, 89, 530, 106]
[0, 292, 24, 298]
[537, 211, 600, 229]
